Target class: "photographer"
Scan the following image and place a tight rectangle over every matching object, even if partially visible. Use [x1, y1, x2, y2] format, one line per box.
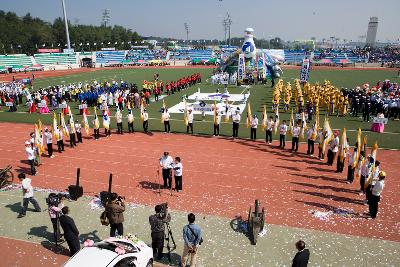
[47, 193, 64, 242]
[149, 204, 171, 260]
[105, 193, 125, 237]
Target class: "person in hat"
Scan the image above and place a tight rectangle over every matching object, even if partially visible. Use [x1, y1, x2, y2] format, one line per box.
[232, 107, 241, 138]
[327, 130, 339, 166]
[265, 116, 274, 145]
[25, 141, 36, 175]
[74, 120, 83, 143]
[17, 173, 41, 218]
[44, 128, 54, 158]
[250, 114, 258, 140]
[367, 171, 385, 219]
[143, 108, 149, 133]
[187, 109, 194, 134]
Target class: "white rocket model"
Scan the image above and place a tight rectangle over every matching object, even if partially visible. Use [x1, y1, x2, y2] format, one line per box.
[241, 27, 256, 59]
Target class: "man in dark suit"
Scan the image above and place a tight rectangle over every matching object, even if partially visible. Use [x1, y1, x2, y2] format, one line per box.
[292, 240, 310, 267]
[59, 206, 80, 256]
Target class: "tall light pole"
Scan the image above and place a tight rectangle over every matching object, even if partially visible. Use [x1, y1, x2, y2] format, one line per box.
[226, 13, 232, 46]
[102, 9, 111, 27]
[222, 18, 228, 44]
[184, 22, 189, 42]
[61, 0, 71, 50]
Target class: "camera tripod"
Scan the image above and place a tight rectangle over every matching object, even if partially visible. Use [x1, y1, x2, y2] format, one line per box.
[164, 222, 176, 263]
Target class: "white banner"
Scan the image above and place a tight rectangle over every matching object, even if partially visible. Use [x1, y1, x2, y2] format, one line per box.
[79, 104, 88, 110]
[300, 58, 311, 82]
[238, 54, 246, 81]
[5, 102, 13, 107]
[58, 104, 67, 109]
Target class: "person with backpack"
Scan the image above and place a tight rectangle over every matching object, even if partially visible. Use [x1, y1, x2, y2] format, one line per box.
[180, 213, 202, 267]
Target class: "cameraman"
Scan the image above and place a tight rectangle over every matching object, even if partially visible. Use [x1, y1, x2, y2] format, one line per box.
[149, 204, 171, 260]
[47, 193, 64, 242]
[105, 193, 125, 237]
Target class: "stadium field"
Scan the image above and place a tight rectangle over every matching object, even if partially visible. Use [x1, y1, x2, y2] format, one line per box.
[1, 67, 399, 149]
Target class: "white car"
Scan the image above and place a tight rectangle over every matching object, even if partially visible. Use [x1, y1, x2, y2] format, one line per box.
[63, 236, 153, 267]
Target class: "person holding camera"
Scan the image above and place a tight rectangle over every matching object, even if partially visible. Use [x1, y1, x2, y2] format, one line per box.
[47, 193, 64, 242]
[180, 213, 202, 267]
[149, 204, 171, 260]
[105, 193, 125, 237]
[59, 206, 80, 256]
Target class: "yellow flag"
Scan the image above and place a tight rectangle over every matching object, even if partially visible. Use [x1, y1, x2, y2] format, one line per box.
[261, 105, 267, 131]
[183, 99, 189, 126]
[339, 128, 348, 161]
[82, 112, 90, 135]
[321, 116, 333, 155]
[52, 113, 59, 139]
[246, 102, 252, 128]
[140, 98, 145, 123]
[353, 128, 362, 168]
[273, 106, 279, 134]
[213, 100, 218, 125]
[60, 112, 70, 138]
[289, 109, 294, 136]
[224, 99, 230, 122]
[161, 99, 166, 124]
[94, 107, 100, 129]
[365, 141, 378, 187]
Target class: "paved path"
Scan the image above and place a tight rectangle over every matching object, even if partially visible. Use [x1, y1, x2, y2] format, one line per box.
[0, 190, 399, 266]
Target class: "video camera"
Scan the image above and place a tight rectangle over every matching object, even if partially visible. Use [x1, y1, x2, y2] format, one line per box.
[156, 202, 168, 219]
[46, 193, 66, 207]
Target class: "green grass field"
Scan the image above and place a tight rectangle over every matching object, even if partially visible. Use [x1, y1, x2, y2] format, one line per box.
[1, 67, 399, 148]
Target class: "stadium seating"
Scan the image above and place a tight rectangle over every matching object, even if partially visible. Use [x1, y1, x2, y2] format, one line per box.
[95, 51, 126, 65]
[172, 49, 213, 60]
[0, 54, 33, 70]
[34, 53, 77, 65]
[284, 50, 306, 64]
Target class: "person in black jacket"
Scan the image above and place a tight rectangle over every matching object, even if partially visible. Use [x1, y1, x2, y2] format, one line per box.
[59, 206, 80, 256]
[292, 240, 310, 267]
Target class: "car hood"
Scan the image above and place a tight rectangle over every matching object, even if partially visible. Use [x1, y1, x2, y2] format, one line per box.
[63, 247, 118, 267]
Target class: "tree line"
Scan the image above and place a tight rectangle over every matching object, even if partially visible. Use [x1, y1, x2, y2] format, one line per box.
[0, 10, 142, 55]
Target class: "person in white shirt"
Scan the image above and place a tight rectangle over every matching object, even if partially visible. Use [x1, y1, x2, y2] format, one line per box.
[186, 109, 194, 134]
[279, 120, 288, 148]
[214, 111, 221, 136]
[306, 128, 316, 156]
[232, 108, 241, 138]
[74, 120, 83, 143]
[173, 157, 183, 192]
[127, 108, 134, 133]
[327, 130, 339, 166]
[17, 173, 41, 218]
[44, 128, 54, 158]
[336, 137, 349, 173]
[55, 126, 65, 152]
[359, 155, 370, 195]
[160, 152, 173, 189]
[368, 171, 385, 219]
[291, 122, 301, 152]
[25, 141, 36, 175]
[346, 144, 357, 184]
[366, 160, 380, 203]
[116, 109, 123, 134]
[163, 108, 171, 133]
[143, 109, 149, 133]
[265, 116, 274, 144]
[250, 114, 258, 140]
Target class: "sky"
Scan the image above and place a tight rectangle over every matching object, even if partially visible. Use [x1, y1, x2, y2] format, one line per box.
[2, 0, 399, 42]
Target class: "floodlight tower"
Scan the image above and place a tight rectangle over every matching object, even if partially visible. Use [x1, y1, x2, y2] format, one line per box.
[61, 0, 71, 49]
[222, 18, 228, 44]
[226, 13, 232, 46]
[102, 9, 111, 27]
[184, 22, 190, 41]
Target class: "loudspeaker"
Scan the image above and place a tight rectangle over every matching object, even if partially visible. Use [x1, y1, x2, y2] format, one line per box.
[68, 168, 83, 200]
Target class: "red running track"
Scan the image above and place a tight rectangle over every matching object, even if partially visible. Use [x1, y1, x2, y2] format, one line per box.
[1, 122, 399, 242]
